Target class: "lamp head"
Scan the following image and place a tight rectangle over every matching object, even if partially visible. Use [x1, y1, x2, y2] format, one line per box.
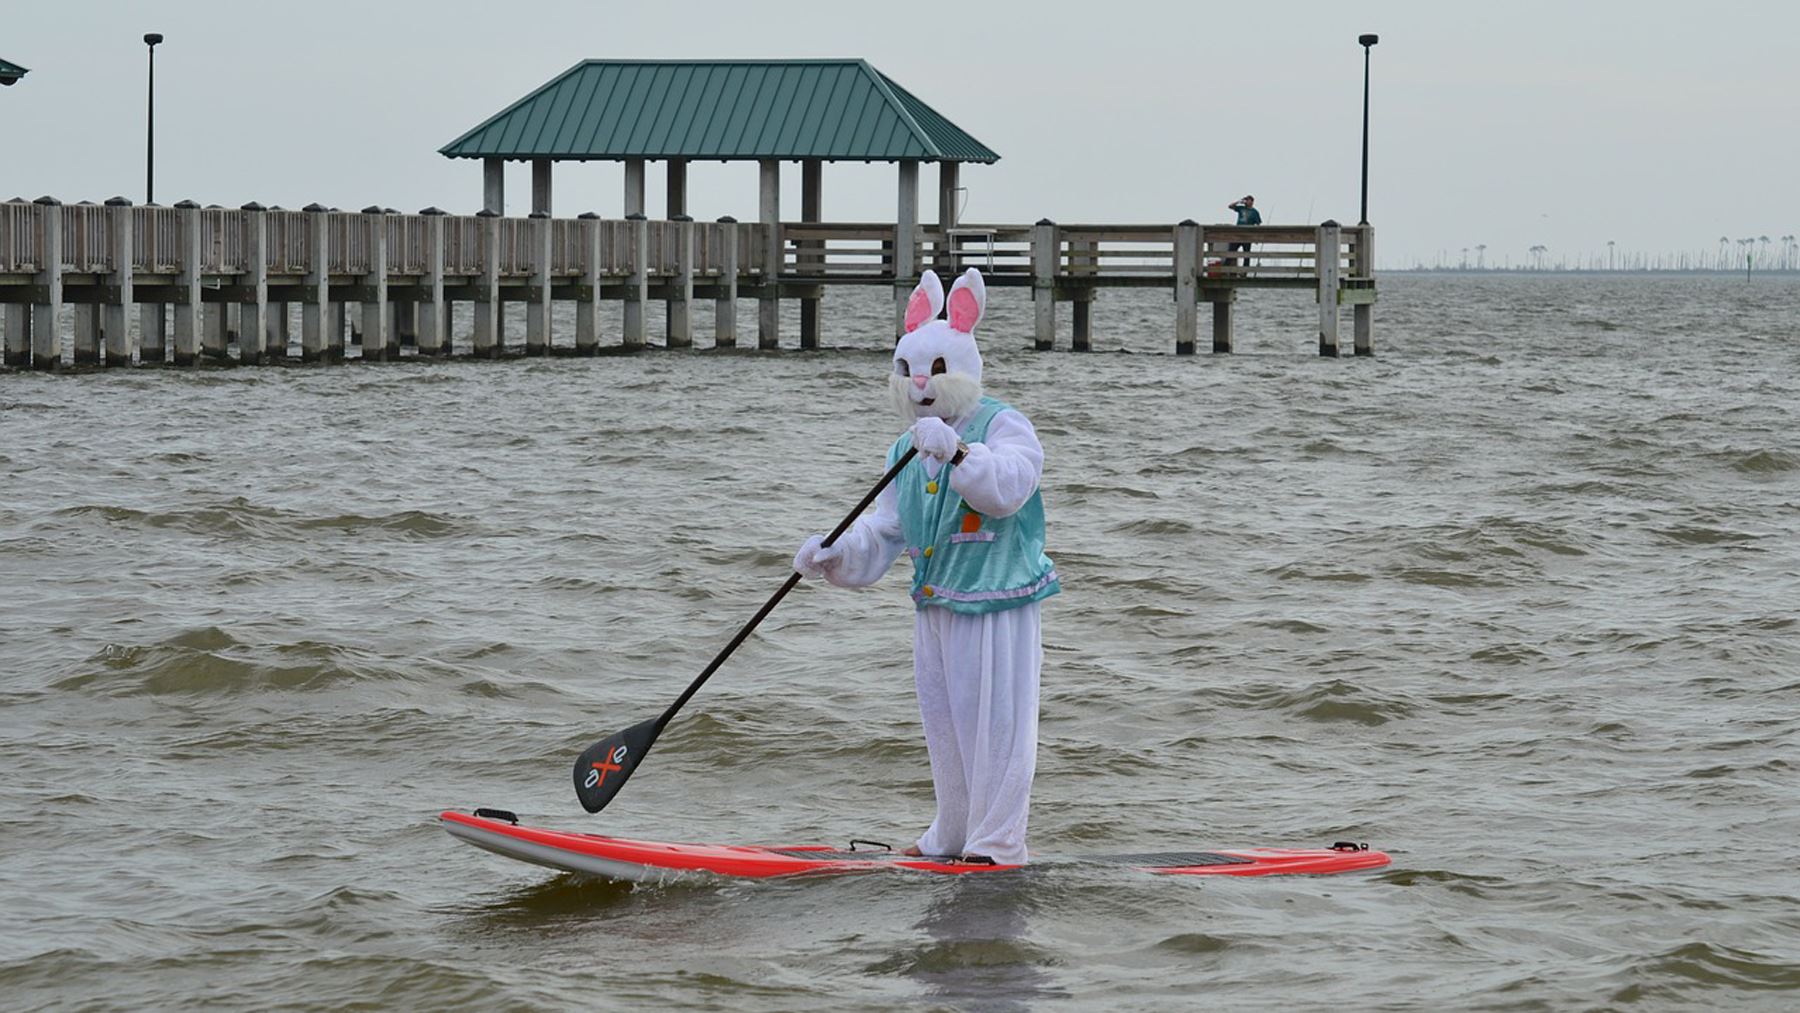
[144, 33, 164, 47]
[1359, 33, 1379, 47]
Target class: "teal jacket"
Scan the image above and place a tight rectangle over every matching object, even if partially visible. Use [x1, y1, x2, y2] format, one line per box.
[887, 398, 1060, 614]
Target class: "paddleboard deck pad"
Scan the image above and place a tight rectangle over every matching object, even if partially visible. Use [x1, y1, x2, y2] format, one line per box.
[441, 810, 1391, 881]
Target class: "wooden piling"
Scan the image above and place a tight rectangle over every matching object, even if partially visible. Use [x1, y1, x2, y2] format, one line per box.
[1174, 220, 1198, 355]
[104, 197, 134, 366]
[575, 212, 601, 354]
[358, 208, 389, 361]
[1032, 219, 1055, 351]
[483, 158, 504, 215]
[894, 161, 919, 337]
[31, 197, 63, 369]
[758, 159, 779, 349]
[3, 304, 28, 367]
[417, 207, 446, 356]
[714, 216, 738, 349]
[799, 159, 822, 350]
[622, 213, 647, 350]
[141, 302, 166, 364]
[73, 304, 100, 365]
[1316, 220, 1341, 358]
[526, 211, 551, 355]
[1209, 288, 1236, 353]
[238, 202, 268, 365]
[301, 203, 330, 362]
[472, 209, 500, 358]
[1071, 294, 1093, 353]
[1353, 225, 1375, 356]
[668, 215, 694, 348]
[172, 201, 201, 366]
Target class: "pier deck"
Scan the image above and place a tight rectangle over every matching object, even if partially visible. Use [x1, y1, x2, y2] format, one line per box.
[1, 199, 1375, 368]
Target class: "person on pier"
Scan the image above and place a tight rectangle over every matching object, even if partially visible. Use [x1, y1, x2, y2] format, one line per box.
[793, 268, 1058, 866]
[1226, 194, 1261, 268]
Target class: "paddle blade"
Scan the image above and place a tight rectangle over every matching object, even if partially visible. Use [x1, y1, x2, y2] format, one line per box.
[573, 718, 660, 813]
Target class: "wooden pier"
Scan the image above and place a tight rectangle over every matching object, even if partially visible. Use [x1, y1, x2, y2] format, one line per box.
[0, 197, 1376, 369]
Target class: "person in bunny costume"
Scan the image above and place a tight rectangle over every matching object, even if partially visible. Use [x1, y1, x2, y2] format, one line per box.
[793, 268, 1058, 865]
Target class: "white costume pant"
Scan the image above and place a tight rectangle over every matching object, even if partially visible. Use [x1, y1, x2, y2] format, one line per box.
[912, 601, 1041, 865]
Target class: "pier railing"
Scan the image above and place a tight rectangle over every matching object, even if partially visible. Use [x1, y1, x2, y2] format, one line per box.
[2, 198, 1376, 367]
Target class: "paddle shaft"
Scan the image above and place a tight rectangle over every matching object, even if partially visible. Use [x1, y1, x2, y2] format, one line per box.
[653, 446, 921, 730]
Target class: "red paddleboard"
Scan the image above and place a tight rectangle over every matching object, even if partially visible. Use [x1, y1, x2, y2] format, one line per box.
[441, 811, 1391, 881]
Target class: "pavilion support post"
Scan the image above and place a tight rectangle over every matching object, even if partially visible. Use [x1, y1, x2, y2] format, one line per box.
[171, 200, 202, 366]
[668, 215, 694, 348]
[666, 159, 687, 218]
[1353, 225, 1375, 356]
[301, 204, 330, 362]
[238, 204, 268, 365]
[473, 210, 501, 358]
[526, 211, 551, 355]
[937, 161, 960, 275]
[623, 159, 646, 217]
[1031, 219, 1056, 352]
[360, 209, 389, 362]
[1174, 220, 1199, 355]
[894, 160, 919, 336]
[1207, 289, 1236, 353]
[531, 158, 552, 216]
[417, 207, 446, 356]
[31, 199, 64, 369]
[622, 213, 647, 350]
[757, 158, 780, 350]
[3, 305, 29, 367]
[714, 216, 738, 348]
[575, 212, 601, 354]
[104, 198, 135, 366]
[1317, 220, 1341, 358]
[799, 158, 822, 350]
[483, 157, 504, 215]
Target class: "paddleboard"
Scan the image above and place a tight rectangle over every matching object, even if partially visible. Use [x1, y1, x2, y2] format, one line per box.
[441, 810, 1391, 881]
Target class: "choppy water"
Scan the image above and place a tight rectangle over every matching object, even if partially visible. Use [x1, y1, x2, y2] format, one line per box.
[3, 274, 1798, 1011]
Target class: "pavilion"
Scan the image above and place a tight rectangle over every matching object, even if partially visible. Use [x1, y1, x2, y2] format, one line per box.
[438, 59, 999, 342]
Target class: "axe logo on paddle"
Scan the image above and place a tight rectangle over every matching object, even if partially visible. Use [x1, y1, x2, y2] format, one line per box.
[585, 745, 628, 789]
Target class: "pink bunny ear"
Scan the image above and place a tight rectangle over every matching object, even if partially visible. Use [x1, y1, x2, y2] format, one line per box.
[904, 271, 945, 333]
[947, 268, 986, 333]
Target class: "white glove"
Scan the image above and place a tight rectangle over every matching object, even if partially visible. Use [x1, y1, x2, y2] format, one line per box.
[910, 416, 961, 463]
[792, 534, 843, 579]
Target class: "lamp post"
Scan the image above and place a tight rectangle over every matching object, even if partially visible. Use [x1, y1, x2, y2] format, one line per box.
[144, 33, 163, 204]
[1358, 33, 1378, 226]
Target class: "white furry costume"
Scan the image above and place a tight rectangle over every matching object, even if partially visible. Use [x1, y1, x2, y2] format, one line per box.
[795, 270, 1056, 865]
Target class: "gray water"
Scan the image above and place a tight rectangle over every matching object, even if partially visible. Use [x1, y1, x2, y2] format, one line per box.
[2, 275, 1797, 1011]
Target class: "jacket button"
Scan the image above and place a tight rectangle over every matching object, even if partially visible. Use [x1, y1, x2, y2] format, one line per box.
[922, 585, 935, 597]
[923, 546, 933, 558]
[926, 481, 938, 494]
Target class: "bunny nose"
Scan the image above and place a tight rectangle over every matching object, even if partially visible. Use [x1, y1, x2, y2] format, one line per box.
[912, 374, 929, 390]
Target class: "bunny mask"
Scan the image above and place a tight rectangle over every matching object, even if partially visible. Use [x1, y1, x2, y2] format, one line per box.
[891, 268, 987, 423]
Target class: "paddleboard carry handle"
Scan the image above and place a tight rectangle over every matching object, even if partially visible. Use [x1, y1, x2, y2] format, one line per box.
[848, 839, 892, 852]
[474, 808, 520, 825]
[1330, 841, 1369, 851]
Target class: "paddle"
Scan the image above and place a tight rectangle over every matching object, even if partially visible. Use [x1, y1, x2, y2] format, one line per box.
[573, 445, 925, 813]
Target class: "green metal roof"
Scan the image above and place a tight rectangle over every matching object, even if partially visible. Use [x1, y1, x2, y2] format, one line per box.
[0, 57, 28, 85]
[439, 59, 998, 163]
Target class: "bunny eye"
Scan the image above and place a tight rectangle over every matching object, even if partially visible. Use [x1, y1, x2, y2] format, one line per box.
[931, 358, 947, 375]
[896, 358, 910, 375]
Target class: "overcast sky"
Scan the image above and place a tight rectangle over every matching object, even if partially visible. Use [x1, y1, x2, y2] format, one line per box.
[4, 0, 1794, 267]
